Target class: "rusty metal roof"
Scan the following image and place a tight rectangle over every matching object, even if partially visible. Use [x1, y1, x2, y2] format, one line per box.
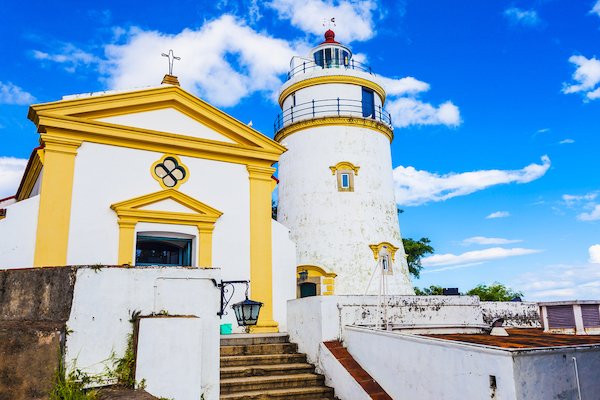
[423, 328, 600, 349]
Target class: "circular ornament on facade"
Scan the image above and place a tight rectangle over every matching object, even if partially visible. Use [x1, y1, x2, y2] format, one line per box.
[151, 155, 189, 189]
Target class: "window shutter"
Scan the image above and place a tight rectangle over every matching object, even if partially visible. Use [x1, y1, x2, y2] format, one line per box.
[582, 305, 600, 328]
[547, 305, 576, 328]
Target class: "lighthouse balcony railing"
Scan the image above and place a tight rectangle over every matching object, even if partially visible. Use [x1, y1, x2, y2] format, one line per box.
[273, 98, 393, 134]
[286, 56, 373, 80]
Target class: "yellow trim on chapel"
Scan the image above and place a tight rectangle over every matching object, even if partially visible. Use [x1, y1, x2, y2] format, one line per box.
[274, 116, 394, 144]
[16, 148, 44, 201]
[278, 75, 387, 107]
[369, 242, 400, 262]
[247, 165, 279, 333]
[33, 134, 81, 267]
[110, 189, 223, 267]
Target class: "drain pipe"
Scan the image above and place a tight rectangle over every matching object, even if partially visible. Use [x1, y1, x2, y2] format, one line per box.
[572, 357, 582, 400]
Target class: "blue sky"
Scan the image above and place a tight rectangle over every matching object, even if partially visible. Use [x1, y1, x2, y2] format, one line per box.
[1, 0, 599, 300]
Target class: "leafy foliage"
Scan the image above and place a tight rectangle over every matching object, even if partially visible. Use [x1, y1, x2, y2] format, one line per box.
[466, 282, 523, 301]
[111, 333, 136, 387]
[50, 357, 98, 400]
[402, 237, 434, 279]
[413, 285, 444, 295]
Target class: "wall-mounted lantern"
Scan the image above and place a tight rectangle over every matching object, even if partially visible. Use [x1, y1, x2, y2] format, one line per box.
[298, 270, 309, 282]
[215, 280, 263, 326]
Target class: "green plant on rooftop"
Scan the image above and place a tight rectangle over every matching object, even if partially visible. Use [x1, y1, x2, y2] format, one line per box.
[413, 285, 444, 295]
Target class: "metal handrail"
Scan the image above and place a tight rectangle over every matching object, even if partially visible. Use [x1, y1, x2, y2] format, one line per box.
[287, 57, 373, 80]
[274, 97, 393, 133]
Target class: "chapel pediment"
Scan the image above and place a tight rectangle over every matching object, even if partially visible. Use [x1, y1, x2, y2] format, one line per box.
[27, 85, 286, 163]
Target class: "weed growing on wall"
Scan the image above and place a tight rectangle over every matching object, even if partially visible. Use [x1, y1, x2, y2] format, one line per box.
[49, 357, 98, 400]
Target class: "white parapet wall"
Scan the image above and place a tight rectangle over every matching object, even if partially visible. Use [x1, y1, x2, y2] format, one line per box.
[136, 316, 204, 400]
[480, 301, 541, 327]
[65, 266, 221, 400]
[317, 342, 372, 400]
[287, 295, 485, 365]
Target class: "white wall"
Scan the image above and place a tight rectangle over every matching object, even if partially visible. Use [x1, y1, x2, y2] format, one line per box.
[277, 126, 412, 295]
[344, 327, 518, 400]
[65, 266, 221, 399]
[271, 220, 297, 333]
[0, 196, 39, 269]
[136, 317, 205, 400]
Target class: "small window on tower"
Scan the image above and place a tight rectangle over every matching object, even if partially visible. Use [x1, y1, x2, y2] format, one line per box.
[330, 162, 359, 192]
[340, 173, 350, 189]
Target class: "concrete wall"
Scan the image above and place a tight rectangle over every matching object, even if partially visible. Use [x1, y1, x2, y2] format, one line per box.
[513, 346, 600, 400]
[277, 124, 412, 295]
[0, 195, 39, 268]
[287, 295, 484, 364]
[344, 326, 518, 400]
[317, 342, 371, 400]
[0, 267, 77, 400]
[480, 302, 541, 328]
[65, 266, 221, 400]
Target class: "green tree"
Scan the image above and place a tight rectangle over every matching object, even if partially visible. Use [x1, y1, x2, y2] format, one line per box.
[466, 282, 523, 301]
[413, 285, 445, 295]
[402, 237, 434, 279]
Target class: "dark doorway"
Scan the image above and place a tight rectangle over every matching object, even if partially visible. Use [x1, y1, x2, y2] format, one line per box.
[299, 282, 317, 298]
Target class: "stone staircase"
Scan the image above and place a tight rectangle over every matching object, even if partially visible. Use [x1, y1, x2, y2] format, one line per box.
[220, 333, 335, 399]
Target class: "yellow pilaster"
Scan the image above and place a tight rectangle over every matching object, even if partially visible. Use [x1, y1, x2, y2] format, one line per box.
[33, 135, 81, 267]
[117, 220, 136, 265]
[247, 165, 278, 333]
[198, 226, 213, 267]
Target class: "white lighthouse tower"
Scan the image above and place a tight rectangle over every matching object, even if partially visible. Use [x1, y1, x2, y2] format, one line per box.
[276, 30, 414, 295]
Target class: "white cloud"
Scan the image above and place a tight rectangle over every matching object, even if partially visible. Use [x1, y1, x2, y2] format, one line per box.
[377, 76, 429, 96]
[578, 204, 600, 221]
[103, 15, 300, 107]
[0, 82, 36, 105]
[559, 138, 575, 144]
[590, 244, 600, 264]
[516, 262, 600, 300]
[394, 155, 551, 206]
[503, 7, 541, 26]
[0, 157, 28, 198]
[267, 0, 377, 43]
[422, 247, 542, 268]
[486, 211, 510, 219]
[591, 1, 600, 16]
[562, 192, 597, 207]
[462, 236, 522, 245]
[536, 128, 550, 134]
[33, 43, 100, 73]
[386, 98, 460, 128]
[562, 55, 600, 101]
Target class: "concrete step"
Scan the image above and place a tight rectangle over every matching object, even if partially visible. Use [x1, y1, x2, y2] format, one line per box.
[220, 333, 289, 346]
[221, 353, 307, 367]
[220, 373, 324, 394]
[220, 362, 315, 379]
[219, 386, 335, 400]
[220, 342, 298, 357]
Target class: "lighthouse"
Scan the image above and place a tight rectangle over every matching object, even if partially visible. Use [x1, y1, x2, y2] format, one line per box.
[275, 30, 414, 295]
